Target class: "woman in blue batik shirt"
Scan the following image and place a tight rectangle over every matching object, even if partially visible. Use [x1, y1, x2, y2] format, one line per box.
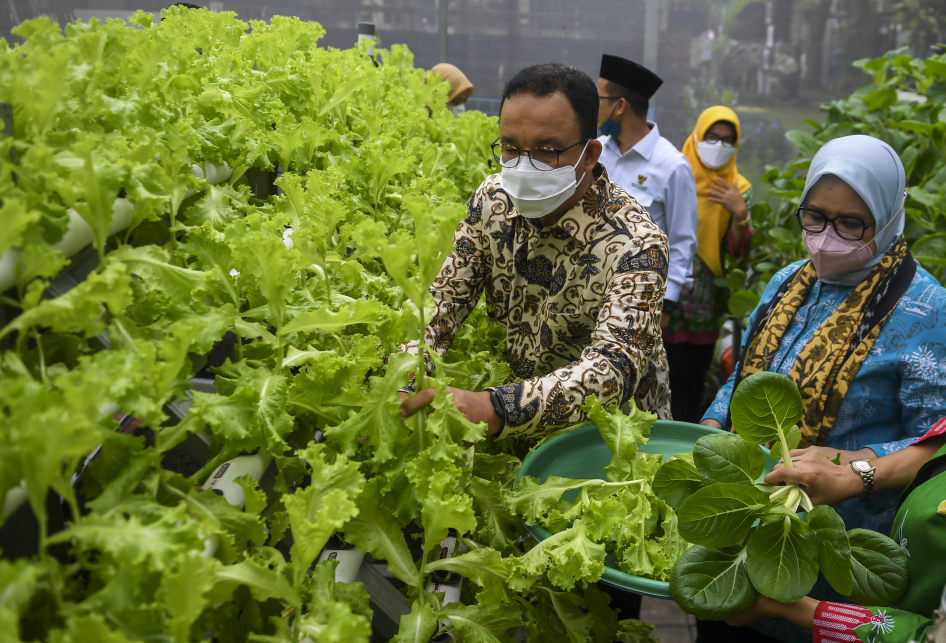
[697, 135, 946, 643]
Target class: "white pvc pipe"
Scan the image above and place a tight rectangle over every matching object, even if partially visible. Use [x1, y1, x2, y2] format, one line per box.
[317, 545, 365, 584]
[0, 161, 231, 293]
[0, 198, 133, 292]
[199, 452, 273, 507]
[198, 451, 273, 559]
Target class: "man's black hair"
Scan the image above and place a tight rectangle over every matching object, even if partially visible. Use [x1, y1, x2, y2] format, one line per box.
[500, 63, 598, 141]
[604, 80, 649, 120]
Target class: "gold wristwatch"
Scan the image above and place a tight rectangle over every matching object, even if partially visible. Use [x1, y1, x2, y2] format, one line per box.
[850, 459, 876, 499]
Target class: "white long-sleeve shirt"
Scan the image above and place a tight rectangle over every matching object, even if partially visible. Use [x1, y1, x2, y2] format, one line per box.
[598, 123, 698, 302]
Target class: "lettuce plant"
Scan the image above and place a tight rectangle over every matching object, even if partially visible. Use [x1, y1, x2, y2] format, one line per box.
[506, 398, 688, 587]
[0, 9, 630, 642]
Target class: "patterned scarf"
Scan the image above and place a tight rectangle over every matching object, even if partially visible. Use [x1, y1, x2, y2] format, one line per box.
[728, 236, 915, 447]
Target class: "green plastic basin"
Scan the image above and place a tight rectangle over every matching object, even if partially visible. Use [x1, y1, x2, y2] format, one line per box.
[514, 421, 776, 598]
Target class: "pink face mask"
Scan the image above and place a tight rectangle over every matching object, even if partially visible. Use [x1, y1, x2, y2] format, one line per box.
[802, 225, 874, 280]
[802, 208, 902, 280]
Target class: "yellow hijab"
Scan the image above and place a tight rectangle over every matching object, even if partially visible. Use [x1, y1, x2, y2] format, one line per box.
[681, 106, 752, 277]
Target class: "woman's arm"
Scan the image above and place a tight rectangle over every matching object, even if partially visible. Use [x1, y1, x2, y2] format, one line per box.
[726, 596, 818, 630]
[764, 435, 946, 506]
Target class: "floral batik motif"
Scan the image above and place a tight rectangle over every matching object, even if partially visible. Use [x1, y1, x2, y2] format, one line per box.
[412, 164, 672, 439]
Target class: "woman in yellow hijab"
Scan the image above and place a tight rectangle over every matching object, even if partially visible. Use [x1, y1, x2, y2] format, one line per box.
[663, 106, 753, 424]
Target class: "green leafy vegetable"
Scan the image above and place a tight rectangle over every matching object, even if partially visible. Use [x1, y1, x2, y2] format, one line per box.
[730, 371, 804, 446]
[692, 433, 764, 485]
[669, 546, 758, 621]
[847, 529, 911, 605]
[664, 373, 910, 619]
[653, 458, 702, 510]
[745, 516, 819, 603]
[677, 483, 772, 549]
[807, 505, 854, 596]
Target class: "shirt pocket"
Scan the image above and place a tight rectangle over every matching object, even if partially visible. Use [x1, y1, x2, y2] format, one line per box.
[544, 309, 597, 350]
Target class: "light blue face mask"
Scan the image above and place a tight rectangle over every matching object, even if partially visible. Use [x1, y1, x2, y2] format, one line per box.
[598, 104, 621, 138]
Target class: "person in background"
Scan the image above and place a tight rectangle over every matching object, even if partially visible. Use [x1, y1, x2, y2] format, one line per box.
[596, 55, 699, 365]
[664, 106, 753, 424]
[429, 63, 474, 116]
[399, 62, 672, 444]
[726, 420, 946, 643]
[594, 52, 696, 624]
[699, 135, 946, 643]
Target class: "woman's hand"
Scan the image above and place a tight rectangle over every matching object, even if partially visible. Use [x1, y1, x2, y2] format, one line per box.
[726, 597, 819, 630]
[725, 596, 785, 627]
[707, 176, 749, 224]
[764, 446, 867, 506]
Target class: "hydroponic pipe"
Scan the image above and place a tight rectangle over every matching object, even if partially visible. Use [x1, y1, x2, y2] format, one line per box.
[0, 162, 232, 293]
[317, 533, 366, 584]
[198, 451, 273, 558]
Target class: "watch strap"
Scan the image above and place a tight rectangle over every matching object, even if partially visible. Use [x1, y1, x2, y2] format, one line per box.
[851, 460, 875, 499]
[487, 388, 507, 429]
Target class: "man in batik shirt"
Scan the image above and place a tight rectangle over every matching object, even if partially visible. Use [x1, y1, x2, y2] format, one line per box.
[400, 63, 672, 441]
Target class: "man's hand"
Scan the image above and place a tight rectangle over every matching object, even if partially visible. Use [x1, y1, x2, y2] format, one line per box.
[764, 446, 870, 506]
[399, 387, 504, 436]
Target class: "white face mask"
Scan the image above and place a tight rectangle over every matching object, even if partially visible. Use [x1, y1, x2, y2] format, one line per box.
[695, 134, 737, 170]
[449, 103, 466, 116]
[500, 140, 590, 219]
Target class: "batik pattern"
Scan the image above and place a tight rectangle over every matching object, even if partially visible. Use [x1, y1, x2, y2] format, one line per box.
[422, 164, 672, 439]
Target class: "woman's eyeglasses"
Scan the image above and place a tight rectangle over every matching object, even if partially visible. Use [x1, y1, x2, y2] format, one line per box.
[491, 137, 589, 171]
[703, 132, 737, 147]
[796, 207, 875, 241]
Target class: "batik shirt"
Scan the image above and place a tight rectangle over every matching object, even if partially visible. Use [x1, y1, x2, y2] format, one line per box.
[419, 164, 672, 440]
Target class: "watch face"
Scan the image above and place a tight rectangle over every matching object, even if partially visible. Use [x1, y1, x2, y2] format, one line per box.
[852, 460, 872, 473]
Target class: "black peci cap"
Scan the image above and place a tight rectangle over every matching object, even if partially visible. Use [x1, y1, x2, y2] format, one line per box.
[599, 54, 663, 99]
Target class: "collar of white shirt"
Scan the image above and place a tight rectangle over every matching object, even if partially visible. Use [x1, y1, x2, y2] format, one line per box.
[603, 121, 660, 162]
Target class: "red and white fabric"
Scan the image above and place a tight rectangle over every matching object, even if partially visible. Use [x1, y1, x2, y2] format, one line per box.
[813, 601, 873, 643]
[912, 417, 946, 445]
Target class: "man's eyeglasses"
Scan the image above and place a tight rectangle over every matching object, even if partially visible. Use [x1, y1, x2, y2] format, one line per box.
[703, 132, 737, 147]
[491, 137, 590, 170]
[796, 207, 875, 241]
